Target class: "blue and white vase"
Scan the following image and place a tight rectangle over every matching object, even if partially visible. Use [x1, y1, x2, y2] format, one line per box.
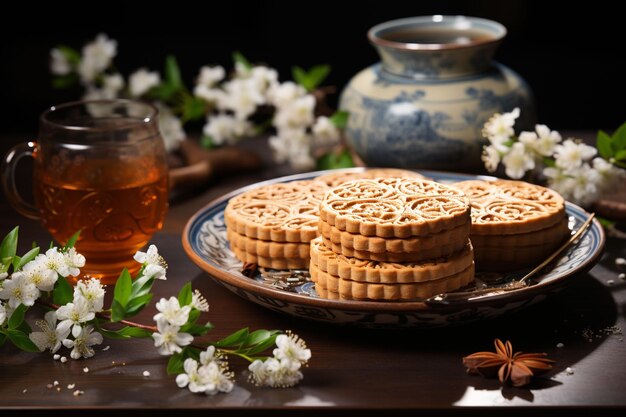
[340, 16, 535, 171]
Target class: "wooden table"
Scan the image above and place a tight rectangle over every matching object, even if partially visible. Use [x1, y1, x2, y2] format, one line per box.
[1, 139, 626, 415]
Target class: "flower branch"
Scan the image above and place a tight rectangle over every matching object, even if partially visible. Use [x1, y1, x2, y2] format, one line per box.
[0, 226, 311, 395]
[50, 34, 353, 171]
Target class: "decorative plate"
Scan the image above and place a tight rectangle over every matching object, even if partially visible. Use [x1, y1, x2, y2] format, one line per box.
[182, 169, 605, 328]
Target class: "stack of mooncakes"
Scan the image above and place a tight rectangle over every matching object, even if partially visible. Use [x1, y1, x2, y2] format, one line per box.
[224, 180, 329, 269]
[454, 179, 569, 271]
[316, 168, 427, 187]
[310, 177, 475, 300]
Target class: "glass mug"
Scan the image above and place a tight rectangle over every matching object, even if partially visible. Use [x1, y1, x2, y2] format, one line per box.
[2, 100, 169, 284]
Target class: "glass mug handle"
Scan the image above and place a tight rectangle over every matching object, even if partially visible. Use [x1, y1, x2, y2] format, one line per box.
[1, 141, 40, 219]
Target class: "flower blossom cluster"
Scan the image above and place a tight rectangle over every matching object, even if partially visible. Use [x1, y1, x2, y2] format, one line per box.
[50, 34, 344, 170]
[195, 63, 341, 170]
[482, 108, 625, 206]
[248, 331, 311, 388]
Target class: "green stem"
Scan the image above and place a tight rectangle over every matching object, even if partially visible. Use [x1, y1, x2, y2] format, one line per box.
[216, 348, 255, 362]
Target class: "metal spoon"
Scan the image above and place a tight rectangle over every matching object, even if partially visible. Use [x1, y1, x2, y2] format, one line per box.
[425, 212, 596, 305]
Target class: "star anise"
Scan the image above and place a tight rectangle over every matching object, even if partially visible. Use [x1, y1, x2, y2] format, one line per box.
[241, 262, 259, 278]
[462, 339, 555, 387]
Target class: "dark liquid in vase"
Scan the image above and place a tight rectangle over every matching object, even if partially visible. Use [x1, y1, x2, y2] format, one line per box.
[381, 28, 494, 45]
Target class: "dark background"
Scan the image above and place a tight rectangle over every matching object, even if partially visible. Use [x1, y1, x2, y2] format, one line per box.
[1, 1, 625, 137]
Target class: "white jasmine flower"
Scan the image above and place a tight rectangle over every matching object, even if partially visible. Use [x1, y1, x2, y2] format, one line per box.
[22, 259, 57, 291]
[50, 48, 71, 75]
[78, 33, 117, 83]
[519, 124, 562, 156]
[73, 278, 105, 312]
[569, 164, 602, 206]
[273, 333, 311, 365]
[248, 357, 303, 388]
[592, 157, 625, 192]
[0, 272, 40, 308]
[220, 78, 266, 120]
[544, 166, 576, 200]
[273, 95, 315, 129]
[56, 297, 95, 337]
[156, 104, 185, 152]
[235, 61, 251, 78]
[200, 345, 219, 366]
[134, 244, 168, 280]
[129, 68, 160, 97]
[39, 247, 71, 277]
[554, 139, 597, 170]
[0, 301, 6, 326]
[312, 116, 340, 146]
[481, 145, 501, 172]
[29, 311, 71, 353]
[103, 73, 124, 98]
[501, 142, 535, 179]
[63, 247, 85, 277]
[83, 86, 117, 106]
[153, 296, 191, 326]
[482, 107, 520, 149]
[201, 361, 234, 395]
[269, 128, 315, 170]
[176, 358, 210, 393]
[193, 84, 225, 104]
[62, 325, 103, 359]
[202, 114, 252, 145]
[0, 272, 7, 280]
[267, 81, 306, 109]
[197, 65, 225, 87]
[249, 66, 279, 95]
[152, 318, 193, 355]
[191, 289, 209, 312]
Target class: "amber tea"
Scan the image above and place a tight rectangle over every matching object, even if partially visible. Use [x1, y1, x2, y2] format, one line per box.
[2, 100, 169, 285]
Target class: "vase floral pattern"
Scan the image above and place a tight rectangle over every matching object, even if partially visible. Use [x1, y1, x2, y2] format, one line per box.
[340, 16, 535, 171]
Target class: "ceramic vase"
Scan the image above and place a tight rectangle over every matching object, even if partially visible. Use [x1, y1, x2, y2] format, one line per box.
[340, 15, 535, 171]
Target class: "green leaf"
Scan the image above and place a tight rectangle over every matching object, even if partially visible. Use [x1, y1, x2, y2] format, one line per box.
[329, 110, 350, 129]
[215, 328, 249, 348]
[611, 121, 626, 151]
[181, 96, 207, 123]
[124, 293, 153, 316]
[242, 334, 279, 356]
[56, 45, 81, 65]
[100, 326, 153, 339]
[63, 230, 81, 250]
[181, 323, 212, 336]
[8, 304, 27, 330]
[201, 135, 215, 149]
[0, 226, 18, 261]
[180, 309, 202, 333]
[17, 247, 39, 270]
[113, 269, 132, 308]
[232, 51, 252, 71]
[52, 73, 79, 89]
[7, 329, 40, 352]
[316, 150, 354, 170]
[53, 277, 73, 305]
[597, 216, 615, 228]
[542, 157, 556, 168]
[165, 55, 182, 89]
[614, 149, 626, 161]
[243, 329, 272, 347]
[11, 256, 21, 271]
[111, 300, 126, 323]
[292, 66, 308, 88]
[597, 130, 613, 159]
[167, 352, 185, 375]
[177, 283, 193, 306]
[150, 83, 177, 101]
[16, 320, 31, 334]
[614, 160, 626, 169]
[0, 333, 6, 347]
[292, 65, 331, 92]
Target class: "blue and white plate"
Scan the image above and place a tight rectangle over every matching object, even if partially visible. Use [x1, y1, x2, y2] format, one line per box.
[182, 169, 605, 328]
